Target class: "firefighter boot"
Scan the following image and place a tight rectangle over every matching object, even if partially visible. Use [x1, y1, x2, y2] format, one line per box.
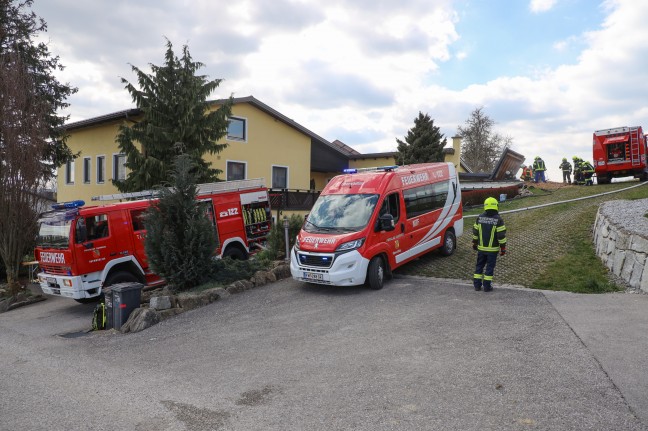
[483, 281, 493, 292]
[473, 280, 482, 291]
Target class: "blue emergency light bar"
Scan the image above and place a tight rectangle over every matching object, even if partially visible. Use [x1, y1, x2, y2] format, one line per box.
[343, 165, 399, 174]
[51, 200, 85, 210]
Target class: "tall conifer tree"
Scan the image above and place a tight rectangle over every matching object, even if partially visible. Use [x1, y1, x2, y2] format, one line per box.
[115, 39, 233, 192]
[396, 112, 446, 165]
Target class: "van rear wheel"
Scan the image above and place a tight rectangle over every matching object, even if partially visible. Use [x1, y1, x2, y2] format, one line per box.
[440, 229, 456, 257]
[367, 257, 385, 290]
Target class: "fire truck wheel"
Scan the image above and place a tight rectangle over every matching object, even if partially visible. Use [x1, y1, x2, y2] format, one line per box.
[440, 229, 456, 257]
[104, 271, 139, 288]
[367, 256, 385, 290]
[223, 246, 247, 260]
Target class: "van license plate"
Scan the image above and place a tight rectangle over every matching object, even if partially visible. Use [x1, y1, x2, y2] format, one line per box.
[303, 272, 323, 281]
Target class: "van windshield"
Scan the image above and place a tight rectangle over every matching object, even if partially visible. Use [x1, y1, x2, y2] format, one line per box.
[305, 194, 379, 233]
[36, 211, 75, 249]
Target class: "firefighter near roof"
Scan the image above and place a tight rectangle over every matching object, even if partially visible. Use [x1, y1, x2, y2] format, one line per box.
[472, 197, 507, 292]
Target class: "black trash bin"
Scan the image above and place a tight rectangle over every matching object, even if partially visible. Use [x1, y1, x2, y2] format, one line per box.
[110, 282, 143, 331]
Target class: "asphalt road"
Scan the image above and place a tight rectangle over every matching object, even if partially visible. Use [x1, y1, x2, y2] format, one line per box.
[0, 277, 646, 431]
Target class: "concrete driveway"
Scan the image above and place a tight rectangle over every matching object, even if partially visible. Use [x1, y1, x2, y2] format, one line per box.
[0, 277, 646, 431]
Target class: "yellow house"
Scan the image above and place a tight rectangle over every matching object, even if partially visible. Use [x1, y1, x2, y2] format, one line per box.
[57, 96, 354, 204]
[57, 96, 468, 219]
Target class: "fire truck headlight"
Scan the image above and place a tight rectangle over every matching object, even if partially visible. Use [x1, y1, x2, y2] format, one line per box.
[336, 238, 365, 252]
[63, 279, 73, 287]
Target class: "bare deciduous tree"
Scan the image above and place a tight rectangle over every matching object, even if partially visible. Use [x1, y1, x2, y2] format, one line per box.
[0, 50, 48, 295]
[457, 107, 512, 173]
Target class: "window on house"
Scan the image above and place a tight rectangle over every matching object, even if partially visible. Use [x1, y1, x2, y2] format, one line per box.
[83, 157, 91, 184]
[65, 160, 75, 184]
[272, 166, 288, 189]
[227, 161, 246, 181]
[96, 156, 105, 184]
[113, 154, 126, 181]
[227, 117, 246, 141]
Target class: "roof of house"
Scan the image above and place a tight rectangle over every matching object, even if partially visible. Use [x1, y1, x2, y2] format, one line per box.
[63, 95, 352, 159]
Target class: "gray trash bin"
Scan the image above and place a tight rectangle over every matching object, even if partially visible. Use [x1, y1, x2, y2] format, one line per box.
[103, 287, 114, 330]
[111, 282, 143, 331]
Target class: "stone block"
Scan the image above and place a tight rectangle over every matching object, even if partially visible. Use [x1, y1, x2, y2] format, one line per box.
[121, 308, 161, 333]
[150, 296, 173, 310]
[630, 235, 648, 254]
[641, 260, 648, 293]
[159, 308, 184, 321]
[612, 250, 626, 276]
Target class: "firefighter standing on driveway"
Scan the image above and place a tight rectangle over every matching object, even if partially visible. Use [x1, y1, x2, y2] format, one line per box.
[472, 197, 507, 292]
[533, 156, 547, 183]
[559, 158, 572, 184]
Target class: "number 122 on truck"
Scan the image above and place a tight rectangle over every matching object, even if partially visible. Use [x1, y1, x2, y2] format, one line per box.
[290, 163, 463, 290]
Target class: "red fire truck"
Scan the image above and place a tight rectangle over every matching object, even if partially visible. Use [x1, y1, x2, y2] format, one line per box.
[593, 126, 648, 184]
[35, 179, 271, 302]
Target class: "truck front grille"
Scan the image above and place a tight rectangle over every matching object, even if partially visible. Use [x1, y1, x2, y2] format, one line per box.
[297, 252, 334, 268]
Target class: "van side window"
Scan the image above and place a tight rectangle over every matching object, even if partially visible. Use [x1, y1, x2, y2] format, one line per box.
[130, 209, 146, 232]
[379, 193, 400, 222]
[86, 214, 109, 240]
[403, 181, 449, 218]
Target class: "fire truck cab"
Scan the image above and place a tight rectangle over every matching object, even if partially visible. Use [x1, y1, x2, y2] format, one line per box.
[35, 179, 271, 302]
[593, 126, 648, 184]
[290, 163, 463, 290]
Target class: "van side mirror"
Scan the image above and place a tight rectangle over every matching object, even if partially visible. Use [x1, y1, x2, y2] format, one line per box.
[379, 214, 395, 232]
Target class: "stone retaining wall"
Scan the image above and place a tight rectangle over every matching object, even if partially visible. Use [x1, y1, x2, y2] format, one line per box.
[593, 198, 648, 293]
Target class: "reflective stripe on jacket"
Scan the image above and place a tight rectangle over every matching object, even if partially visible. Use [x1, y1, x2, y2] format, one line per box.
[472, 211, 507, 252]
[533, 159, 546, 171]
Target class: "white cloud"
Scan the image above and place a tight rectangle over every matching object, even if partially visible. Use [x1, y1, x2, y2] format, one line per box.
[529, 0, 558, 13]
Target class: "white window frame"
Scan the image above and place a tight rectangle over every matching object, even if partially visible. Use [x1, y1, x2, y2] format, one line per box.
[271, 165, 289, 189]
[112, 153, 126, 181]
[65, 160, 75, 185]
[226, 160, 247, 181]
[227, 116, 247, 142]
[96, 155, 106, 184]
[83, 157, 91, 184]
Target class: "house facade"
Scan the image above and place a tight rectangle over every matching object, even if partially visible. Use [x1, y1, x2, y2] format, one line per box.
[57, 96, 352, 204]
[56, 96, 468, 208]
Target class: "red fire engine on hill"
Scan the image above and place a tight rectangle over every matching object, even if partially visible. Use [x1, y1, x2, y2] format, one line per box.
[593, 126, 648, 184]
[35, 179, 271, 302]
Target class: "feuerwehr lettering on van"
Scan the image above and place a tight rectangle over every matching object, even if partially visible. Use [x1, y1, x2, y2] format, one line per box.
[401, 172, 429, 186]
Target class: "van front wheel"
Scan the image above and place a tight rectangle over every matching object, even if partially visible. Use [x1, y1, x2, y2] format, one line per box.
[440, 229, 456, 257]
[367, 257, 385, 290]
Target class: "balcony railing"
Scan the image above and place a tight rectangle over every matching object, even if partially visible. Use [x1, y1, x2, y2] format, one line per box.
[269, 188, 320, 212]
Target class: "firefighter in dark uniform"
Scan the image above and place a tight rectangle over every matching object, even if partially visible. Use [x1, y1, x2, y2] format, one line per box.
[581, 160, 595, 185]
[472, 197, 507, 292]
[559, 158, 572, 184]
[573, 156, 584, 184]
[532, 156, 547, 183]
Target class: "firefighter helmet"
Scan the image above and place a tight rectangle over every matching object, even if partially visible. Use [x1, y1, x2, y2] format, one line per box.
[484, 197, 499, 211]
[562, 157, 567, 162]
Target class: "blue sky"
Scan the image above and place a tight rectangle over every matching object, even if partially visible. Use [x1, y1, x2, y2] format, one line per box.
[33, 0, 648, 182]
[438, 0, 605, 89]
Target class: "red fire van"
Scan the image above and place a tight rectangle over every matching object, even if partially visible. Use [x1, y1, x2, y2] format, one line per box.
[290, 163, 463, 289]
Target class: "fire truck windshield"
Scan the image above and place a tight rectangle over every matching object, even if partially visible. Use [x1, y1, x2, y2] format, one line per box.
[305, 194, 379, 233]
[36, 211, 75, 249]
